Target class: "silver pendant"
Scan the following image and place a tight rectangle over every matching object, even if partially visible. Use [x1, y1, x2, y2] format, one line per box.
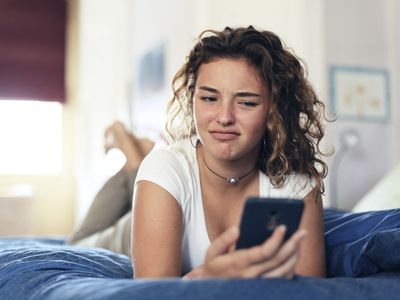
[227, 177, 239, 185]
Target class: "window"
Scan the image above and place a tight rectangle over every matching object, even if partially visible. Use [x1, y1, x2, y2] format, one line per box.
[0, 0, 67, 102]
[0, 100, 62, 175]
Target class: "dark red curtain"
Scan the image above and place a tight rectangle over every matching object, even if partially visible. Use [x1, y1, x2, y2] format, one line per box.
[0, 0, 67, 102]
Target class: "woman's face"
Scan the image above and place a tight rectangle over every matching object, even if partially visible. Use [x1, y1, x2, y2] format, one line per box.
[193, 57, 270, 162]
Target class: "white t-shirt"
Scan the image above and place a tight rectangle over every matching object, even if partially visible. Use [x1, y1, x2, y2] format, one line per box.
[134, 139, 314, 275]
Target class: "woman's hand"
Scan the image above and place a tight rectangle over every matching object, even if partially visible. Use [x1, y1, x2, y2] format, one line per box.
[183, 226, 307, 279]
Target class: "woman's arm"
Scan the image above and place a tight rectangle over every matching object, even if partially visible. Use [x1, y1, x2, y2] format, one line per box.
[295, 188, 326, 277]
[132, 180, 183, 278]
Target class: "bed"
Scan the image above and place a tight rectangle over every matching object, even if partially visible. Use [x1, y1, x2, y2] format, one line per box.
[1, 208, 400, 300]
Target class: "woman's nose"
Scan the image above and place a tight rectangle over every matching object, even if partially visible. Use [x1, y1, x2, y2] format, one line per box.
[216, 102, 235, 126]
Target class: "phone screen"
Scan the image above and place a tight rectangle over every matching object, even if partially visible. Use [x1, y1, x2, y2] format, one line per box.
[236, 197, 304, 249]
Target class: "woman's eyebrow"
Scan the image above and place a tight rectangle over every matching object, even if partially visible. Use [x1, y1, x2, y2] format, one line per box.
[199, 86, 218, 93]
[235, 92, 262, 98]
[199, 86, 261, 98]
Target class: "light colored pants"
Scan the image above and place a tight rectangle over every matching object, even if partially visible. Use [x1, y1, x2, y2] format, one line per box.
[72, 212, 132, 256]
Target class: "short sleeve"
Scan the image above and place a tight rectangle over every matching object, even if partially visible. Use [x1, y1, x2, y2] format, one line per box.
[286, 174, 317, 199]
[134, 147, 188, 208]
[269, 173, 317, 200]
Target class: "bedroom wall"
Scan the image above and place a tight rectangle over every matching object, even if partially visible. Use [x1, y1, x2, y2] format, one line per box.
[129, 0, 197, 139]
[72, 0, 199, 224]
[324, 0, 400, 210]
[73, 0, 135, 221]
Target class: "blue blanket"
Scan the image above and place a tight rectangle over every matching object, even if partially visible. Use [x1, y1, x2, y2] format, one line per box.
[1, 209, 400, 300]
[324, 208, 400, 277]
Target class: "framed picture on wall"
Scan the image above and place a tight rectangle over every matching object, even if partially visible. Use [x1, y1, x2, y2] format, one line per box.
[329, 66, 390, 122]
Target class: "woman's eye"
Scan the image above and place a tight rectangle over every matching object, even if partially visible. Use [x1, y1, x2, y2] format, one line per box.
[201, 96, 217, 102]
[239, 101, 257, 107]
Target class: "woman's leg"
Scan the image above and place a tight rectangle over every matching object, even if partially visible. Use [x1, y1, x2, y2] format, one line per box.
[69, 122, 154, 255]
[104, 121, 154, 172]
[68, 168, 136, 244]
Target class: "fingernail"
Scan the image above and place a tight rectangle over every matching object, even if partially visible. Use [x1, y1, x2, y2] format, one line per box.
[278, 225, 286, 233]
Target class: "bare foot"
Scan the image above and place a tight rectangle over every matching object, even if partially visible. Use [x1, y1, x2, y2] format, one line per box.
[104, 121, 153, 171]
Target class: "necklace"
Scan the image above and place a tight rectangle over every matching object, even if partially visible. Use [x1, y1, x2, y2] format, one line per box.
[203, 158, 257, 185]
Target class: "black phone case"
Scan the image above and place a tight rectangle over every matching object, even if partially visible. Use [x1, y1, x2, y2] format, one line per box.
[236, 197, 304, 249]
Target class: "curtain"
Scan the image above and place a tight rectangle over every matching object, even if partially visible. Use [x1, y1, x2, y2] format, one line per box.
[0, 0, 67, 102]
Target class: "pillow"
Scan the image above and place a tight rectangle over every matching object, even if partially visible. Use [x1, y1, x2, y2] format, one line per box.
[324, 208, 400, 277]
[352, 163, 400, 212]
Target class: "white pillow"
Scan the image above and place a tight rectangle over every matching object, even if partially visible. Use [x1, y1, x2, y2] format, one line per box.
[352, 163, 400, 212]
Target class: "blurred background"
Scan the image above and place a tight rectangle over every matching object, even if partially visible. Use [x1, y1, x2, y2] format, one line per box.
[0, 0, 399, 237]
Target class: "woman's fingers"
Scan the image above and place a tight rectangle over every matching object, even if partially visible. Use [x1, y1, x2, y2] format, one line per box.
[262, 230, 307, 277]
[259, 225, 286, 259]
[262, 251, 298, 279]
[261, 231, 307, 279]
[243, 229, 307, 278]
[183, 265, 204, 279]
[201, 226, 306, 279]
[202, 225, 283, 278]
[231, 225, 286, 267]
[205, 227, 240, 261]
[204, 225, 287, 278]
[207, 225, 287, 272]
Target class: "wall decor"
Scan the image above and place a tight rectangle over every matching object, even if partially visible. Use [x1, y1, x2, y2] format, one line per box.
[329, 66, 390, 122]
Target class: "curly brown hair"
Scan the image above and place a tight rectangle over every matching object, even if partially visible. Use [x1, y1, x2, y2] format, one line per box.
[166, 26, 330, 194]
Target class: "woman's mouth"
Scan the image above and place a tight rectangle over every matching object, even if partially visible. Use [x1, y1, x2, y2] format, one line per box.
[209, 130, 240, 141]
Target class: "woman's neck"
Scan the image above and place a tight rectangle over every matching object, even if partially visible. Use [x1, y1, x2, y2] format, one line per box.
[197, 145, 259, 191]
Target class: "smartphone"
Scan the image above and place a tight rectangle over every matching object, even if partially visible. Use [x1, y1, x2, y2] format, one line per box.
[236, 197, 304, 249]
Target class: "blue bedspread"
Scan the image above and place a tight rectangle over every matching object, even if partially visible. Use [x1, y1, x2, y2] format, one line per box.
[324, 208, 400, 277]
[1, 209, 400, 300]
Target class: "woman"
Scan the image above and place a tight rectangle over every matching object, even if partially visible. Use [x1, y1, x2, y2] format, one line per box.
[132, 26, 328, 279]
